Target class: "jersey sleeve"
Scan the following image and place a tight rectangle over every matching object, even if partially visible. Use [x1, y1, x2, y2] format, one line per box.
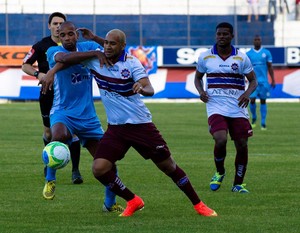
[242, 53, 253, 75]
[82, 41, 102, 51]
[91, 41, 102, 51]
[46, 46, 62, 68]
[82, 58, 99, 71]
[196, 53, 207, 73]
[266, 49, 273, 63]
[130, 56, 148, 82]
[23, 44, 39, 65]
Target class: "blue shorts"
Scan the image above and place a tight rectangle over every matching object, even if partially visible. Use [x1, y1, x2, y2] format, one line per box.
[250, 82, 270, 99]
[50, 112, 104, 147]
[208, 114, 253, 140]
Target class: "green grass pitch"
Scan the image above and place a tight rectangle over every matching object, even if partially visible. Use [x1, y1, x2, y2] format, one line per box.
[0, 101, 299, 233]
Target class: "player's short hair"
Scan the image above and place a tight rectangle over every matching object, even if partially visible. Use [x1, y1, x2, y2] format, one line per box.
[254, 34, 261, 39]
[48, 12, 66, 24]
[107, 29, 127, 44]
[59, 21, 76, 31]
[216, 22, 233, 34]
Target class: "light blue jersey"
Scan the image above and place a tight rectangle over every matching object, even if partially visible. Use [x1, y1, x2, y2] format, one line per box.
[47, 41, 100, 119]
[246, 47, 272, 84]
[47, 41, 104, 144]
[247, 47, 272, 99]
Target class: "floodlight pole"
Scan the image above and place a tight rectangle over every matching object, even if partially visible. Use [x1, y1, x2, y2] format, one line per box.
[93, 0, 96, 34]
[5, 0, 9, 45]
[43, 0, 46, 38]
[139, 0, 143, 46]
[187, 0, 190, 46]
[234, 0, 238, 45]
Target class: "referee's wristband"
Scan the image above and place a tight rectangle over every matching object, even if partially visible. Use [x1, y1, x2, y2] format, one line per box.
[33, 71, 39, 79]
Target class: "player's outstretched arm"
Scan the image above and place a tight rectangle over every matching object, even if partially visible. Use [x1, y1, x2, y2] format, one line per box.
[57, 50, 112, 67]
[77, 28, 105, 46]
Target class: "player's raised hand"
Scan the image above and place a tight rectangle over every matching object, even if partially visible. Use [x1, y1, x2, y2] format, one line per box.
[76, 28, 95, 40]
[76, 28, 105, 46]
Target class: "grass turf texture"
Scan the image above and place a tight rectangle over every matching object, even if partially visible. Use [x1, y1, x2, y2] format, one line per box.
[0, 101, 299, 233]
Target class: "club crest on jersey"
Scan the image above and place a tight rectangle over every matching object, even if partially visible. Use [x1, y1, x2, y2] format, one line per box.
[231, 63, 239, 72]
[121, 69, 130, 79]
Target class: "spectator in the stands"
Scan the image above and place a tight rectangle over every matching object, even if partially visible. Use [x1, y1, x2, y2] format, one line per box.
[247, 0, 259, 23]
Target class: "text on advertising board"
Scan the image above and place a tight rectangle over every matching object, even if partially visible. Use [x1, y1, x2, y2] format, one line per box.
[287, 48, 300, 64]
[176, 48, 209, 65]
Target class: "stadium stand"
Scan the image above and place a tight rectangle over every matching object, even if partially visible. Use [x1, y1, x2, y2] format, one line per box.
[0, 0, 298, 46]
[0, 14, 275, 46]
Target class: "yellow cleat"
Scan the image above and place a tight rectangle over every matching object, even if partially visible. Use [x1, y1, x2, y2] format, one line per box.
[232, 184, 249, 193]
[102, 203, 125, 213]
[43, 181, 56, 200]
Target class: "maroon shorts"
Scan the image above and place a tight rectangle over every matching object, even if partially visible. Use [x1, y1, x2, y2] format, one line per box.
[208, 114, 253, 140]
[94, 123, 171, 163]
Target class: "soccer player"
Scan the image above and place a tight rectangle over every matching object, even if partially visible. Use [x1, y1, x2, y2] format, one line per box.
[22, 12, 83, 184]
[194, 22, 257, 193]
[246, 35, 276, 130]
[39, 22, 123, 213]
[42, 28, 218, 217]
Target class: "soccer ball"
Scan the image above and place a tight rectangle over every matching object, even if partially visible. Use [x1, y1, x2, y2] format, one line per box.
[42, 141, 70, 169]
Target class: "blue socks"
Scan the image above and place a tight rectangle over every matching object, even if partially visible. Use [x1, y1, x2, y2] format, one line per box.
[46, 166, 56, 181]
[260, 103, 267, 127]
[45, 158, 117, 209]
[249, 102, 257, 123]
[104, 186, 117, 208]
[45, 166, 117, 208]
[250, 102, 267, 127]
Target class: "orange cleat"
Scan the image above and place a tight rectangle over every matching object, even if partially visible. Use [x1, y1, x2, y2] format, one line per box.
[194, 201, 218, 217]
[119, 195, 144, 217]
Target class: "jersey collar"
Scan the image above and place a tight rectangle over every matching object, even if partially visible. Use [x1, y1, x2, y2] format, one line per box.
[118, 50, 126, 62]
[212, 44, 238, 56]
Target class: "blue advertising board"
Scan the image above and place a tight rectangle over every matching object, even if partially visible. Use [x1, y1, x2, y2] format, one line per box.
[159, 46, 294, 67]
